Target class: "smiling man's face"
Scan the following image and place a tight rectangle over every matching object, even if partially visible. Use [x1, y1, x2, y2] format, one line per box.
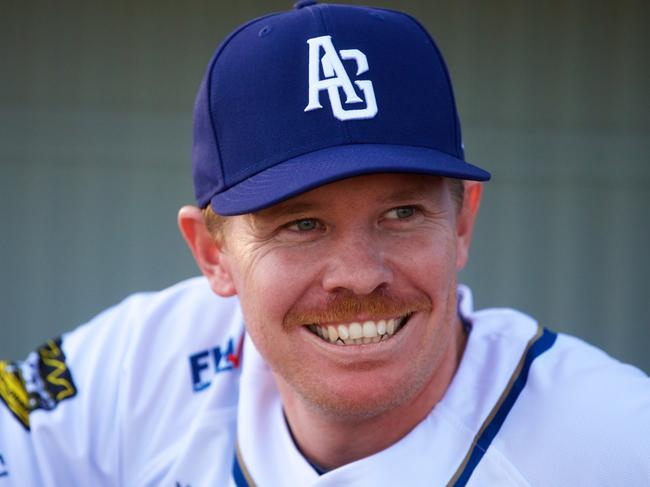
[215, 173, 480, 419]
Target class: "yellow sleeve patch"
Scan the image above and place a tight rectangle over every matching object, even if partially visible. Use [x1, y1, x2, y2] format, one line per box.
[0, 338, 78, 431]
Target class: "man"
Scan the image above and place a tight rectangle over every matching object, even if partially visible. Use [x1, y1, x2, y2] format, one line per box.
[1, 2, 648, 486]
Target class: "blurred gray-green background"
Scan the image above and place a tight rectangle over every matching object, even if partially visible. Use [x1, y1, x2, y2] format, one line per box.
[1, 1, 648, 372]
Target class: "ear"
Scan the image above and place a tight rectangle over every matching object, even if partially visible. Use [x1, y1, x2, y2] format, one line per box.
[177, 206, 237, 297]
[455, 181, 483, 271]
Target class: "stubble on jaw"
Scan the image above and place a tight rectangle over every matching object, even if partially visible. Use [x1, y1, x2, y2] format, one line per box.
[276, 290, 463, 423]
[274, 309, 468, 471]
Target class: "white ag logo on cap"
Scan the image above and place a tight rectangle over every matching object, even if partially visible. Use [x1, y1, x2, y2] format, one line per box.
[304, 35, 378, 121]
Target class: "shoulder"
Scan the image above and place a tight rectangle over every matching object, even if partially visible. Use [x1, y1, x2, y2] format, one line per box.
[468, 304, 650, 485]
[63, 275, 245, 410]
[64, 276, 242, 371]
[515, 330, 649, 442]
[68, 276, 240, 340]
[0, 277, 244, 483]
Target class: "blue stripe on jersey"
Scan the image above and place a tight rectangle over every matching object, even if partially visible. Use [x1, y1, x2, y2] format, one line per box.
[449, 326, 557, 487]
[233, 442, 255, 487]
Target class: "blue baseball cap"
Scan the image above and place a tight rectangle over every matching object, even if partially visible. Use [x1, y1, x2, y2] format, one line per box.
[192, 1, 491, 216]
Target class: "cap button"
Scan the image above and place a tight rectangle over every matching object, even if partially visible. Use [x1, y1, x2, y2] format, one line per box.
[294, 0, 318, 9]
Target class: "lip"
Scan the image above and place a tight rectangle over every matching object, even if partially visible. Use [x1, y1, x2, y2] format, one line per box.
[298, 312, 422, 363]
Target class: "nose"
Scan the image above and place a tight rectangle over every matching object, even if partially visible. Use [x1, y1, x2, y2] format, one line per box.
[321, 228, 393, 295]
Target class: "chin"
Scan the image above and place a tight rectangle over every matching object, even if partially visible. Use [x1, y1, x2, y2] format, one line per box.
[290, 368, 431, 422]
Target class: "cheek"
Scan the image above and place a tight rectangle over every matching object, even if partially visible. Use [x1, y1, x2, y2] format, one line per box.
[233, 251, 324, 381]
[233, 249, 318, 330]
[389, 230, 458, 289]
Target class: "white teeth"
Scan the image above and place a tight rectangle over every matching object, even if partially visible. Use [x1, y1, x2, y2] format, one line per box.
[349, 323, 363, 339]
[327, 325, 338, 342]
[386, 318, 396, 335]
[377, 320, 386, 335]
[309, 315, 411, 346]
[362, 321, 377, 338]
[338, 325, 349, 340]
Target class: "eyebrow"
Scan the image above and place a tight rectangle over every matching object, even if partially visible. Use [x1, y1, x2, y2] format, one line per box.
[250, 179, 441, 223]
[247, 201, 322, 231]
[377, 186, 437, 205]
[253, 201, 321, 220]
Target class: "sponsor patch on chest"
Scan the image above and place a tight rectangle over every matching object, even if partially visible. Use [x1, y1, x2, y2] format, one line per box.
[188, 334, 244, 393]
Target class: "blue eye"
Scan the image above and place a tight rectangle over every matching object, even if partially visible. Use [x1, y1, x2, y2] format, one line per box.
[386, 206, 415, 219]
[396, 207, 414, 218]
[292, 219, 318, 231]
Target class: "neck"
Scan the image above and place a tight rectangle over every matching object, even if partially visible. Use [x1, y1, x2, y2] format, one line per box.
[276, 317, 467, 471]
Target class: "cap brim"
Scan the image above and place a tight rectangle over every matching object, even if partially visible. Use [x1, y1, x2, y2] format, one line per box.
[210, 144, 491, 215]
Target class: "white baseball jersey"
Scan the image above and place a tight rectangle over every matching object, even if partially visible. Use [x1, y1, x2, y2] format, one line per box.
[1, 277, 648, 485]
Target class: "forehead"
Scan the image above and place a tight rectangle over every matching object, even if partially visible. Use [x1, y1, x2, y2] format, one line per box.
[251, 173, 446, 219]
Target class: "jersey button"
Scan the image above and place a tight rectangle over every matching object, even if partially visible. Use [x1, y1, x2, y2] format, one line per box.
[294, 0, 318, 9]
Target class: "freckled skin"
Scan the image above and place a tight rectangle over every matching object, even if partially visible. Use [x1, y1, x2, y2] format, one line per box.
[179, 173, 482, 468]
